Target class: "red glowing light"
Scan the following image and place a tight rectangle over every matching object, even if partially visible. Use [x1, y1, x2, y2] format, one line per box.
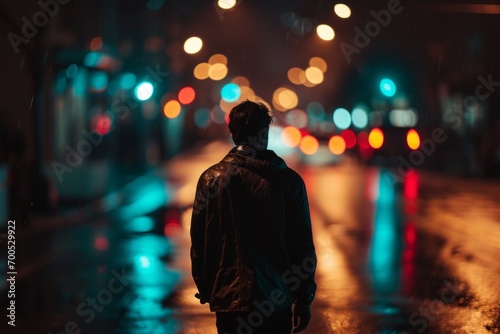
[178, 86, 196, 105]
[341, 129, 357, 149]
[96, 115, 112, 135]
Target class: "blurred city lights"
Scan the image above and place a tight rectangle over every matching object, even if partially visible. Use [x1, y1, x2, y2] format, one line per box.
[316, 24, 335, 41]
[309, 57, 328, 73]
[211, 105, 226, 124]
[178, 86, 196, 105]
[134, 81, 154, 101]
[285, 109, 308, 128]
[194, 108, 211, 128]
[306, 101, 325, 121]
[66, 64, 78, 79]
[95, 114, 112, 135]
[209, 53, 228, 65]
[232, 76, 250, 87]
[358, 131, 370, 149]
[328, 135, 346, 155]
[194, 62, 210, 80]
[218, 0, 236, 9]
[208, 63, 228, 80]
[90, 36, 103, 51]
[281, 126, 302, 147]
[380, 78, 397, 97]
[139, 256, 151, 268]
[407, 129, 421, 150]
[184, 36, 203, 54]
[239, 86, 256, 101]
[333, 108, 352, 129]
[300, 135, 319, 155]
[352, 107, 369, 128]
[83, 52, 101, 67]
[94, 235, 109, 251]
[288, 67, 304, 85]
[305, 66, 324, 84]
[368, 128, 384, 149]
[273, 87, 298, 111]
[334, 4, 351, 18]
[341, 129, 357, 148]
[163, 100, 182, 118]
[119, 73, 137, 90]
[389, 109, 418, 127]
[221, 83, 241, 102]
[89, 71, 108, 92]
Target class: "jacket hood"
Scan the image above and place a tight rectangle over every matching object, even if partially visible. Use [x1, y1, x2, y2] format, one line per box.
[221, 146, 287, 172]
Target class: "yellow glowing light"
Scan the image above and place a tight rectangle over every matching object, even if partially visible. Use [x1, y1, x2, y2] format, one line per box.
[334, 4, 351, 18]
[163, 100, 181, 118]
[277, 88, 299, 111]
[368, 128, 384, 149]
[208, 63, 228, 80]
[218, 0, 236, 9]
[183, 36, 203, 54]
[288, 67, 304, 85]
[281, 126, 302, 147]
[299, 71, 316, 87]
[300, 135, 319, 155]
[219, 99, 238, 113]
[316, 24, 335, 41]
[239, 86, 256, 101]
[309, 57, 327, 73]
[328, 135, 346, 155]
[232, 76, 250, 87]
[305, 67, 324, 84]
[208, 53, 228, 65]
[407, 129, 421, 150]
[194, 62, 210, 80]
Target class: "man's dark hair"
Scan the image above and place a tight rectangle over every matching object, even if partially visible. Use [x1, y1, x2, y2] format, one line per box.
[228, 100, 273, 145]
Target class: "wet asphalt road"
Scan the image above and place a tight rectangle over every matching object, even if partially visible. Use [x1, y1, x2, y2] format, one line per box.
[1, 142, 500, 333]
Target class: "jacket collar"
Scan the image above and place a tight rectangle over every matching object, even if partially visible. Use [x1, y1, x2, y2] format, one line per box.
[221, 146, 287, 171]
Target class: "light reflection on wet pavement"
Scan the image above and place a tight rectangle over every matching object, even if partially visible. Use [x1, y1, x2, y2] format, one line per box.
[3, 142, 500, 333]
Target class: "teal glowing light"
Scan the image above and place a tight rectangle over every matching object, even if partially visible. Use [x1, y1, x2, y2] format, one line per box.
[352, 107, 368, 128]
[139, 255, 151, 268]
[221, 83, 241, 102]
[380, 78, 396, 97]
[119, 73, 137, 90]
[89, 71, 108, 91]
[66, 64, 78, 79]
[333, 108, 351, 130]
[194, 108, 211, 128]
[84, 52, 101, 67]
[134, 81, 154, 101]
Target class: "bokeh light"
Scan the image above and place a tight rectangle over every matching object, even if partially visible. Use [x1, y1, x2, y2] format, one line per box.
[221, 83, 241, 102]
[95, 114, 112, 135]
[288, 67, 304, 85]
[134, 81, 154, 101]
[281, 126, 302, 147]
[273, 87, 298, 111]
[305, 66, 324, 84]
[407, 129, 421, 150]
[178, 86, 196, 105]
[316, 24, 335, 41]
[208, 54, 228, 65]
[194, 108, 211, 128]
[309, 57, 327, 73]
[208, 63, 228, 80]
[341, 129, 357, 149]
[352, 107, 369, 128]
[380, 78, 396, 97]
[328, 135, 346, 155]
[194, 62, 210, 80]
[307, 102, 325, 122]
[218, 0, 236, 9]
[184, 36, 203, 54]
[358, 131, 370, 149]
[163, 100, 182, 118]
[300, 135, 319, 155]
[333, 108, 351, 129]
[334, 4, 351, 18]
[285, 109, 308, 128]
[119, 73, 137, 90]
[368, 128, 384, 149]
[90, 36, 103, 51]
[232, 76, 250, 87]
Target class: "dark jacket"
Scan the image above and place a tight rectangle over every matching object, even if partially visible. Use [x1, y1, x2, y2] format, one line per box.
[190, 146, 316, 312]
